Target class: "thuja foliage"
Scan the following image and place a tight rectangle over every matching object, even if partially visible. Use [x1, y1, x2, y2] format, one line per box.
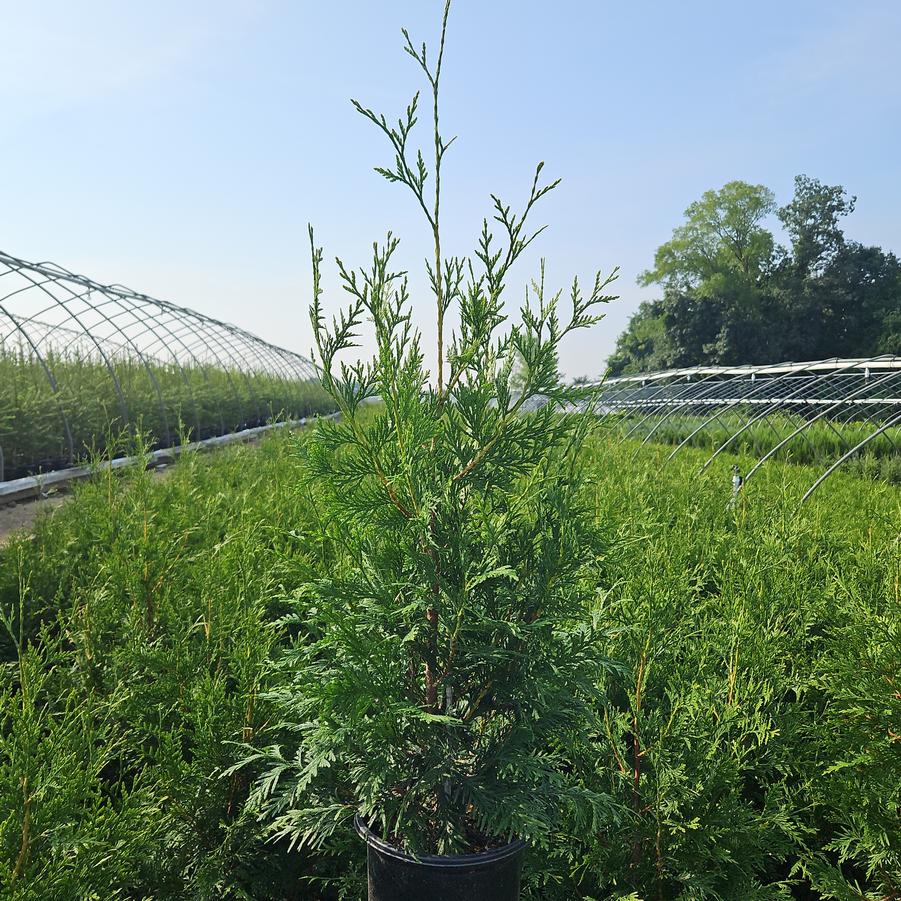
[0, 435, 338, 900]
[242, 1, 619, 855]
[550, 439, 901, 901]
[1, 422, 899, 897]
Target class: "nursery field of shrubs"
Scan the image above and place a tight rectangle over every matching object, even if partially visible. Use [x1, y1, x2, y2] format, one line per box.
[616, 410, 901, 485]
[1, 423, 898, 899]
[0, 346, 334, 480]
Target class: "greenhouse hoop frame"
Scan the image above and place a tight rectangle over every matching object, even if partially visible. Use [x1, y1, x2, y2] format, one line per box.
[594, 356, 901, 501]
[1, 250, 325, 482]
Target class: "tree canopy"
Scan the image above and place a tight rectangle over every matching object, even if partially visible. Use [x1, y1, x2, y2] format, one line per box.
[638, 181, 776, 296]
[608, 176, 900, 375]
[777, 174, 856, 277]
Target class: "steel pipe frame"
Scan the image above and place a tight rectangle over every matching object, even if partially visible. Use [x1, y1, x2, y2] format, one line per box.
[16, 257, 249, 354]
[11, 316, 138, 361]
[175, 312, 294, 424]
[15, 257, 290, 430]
[262, 344, 314, 410]
[175, 318, 318, 423]
[24, 276, 176, 448]
[807, 370, 901, 459]
[173, 323, 264, 425]
[119, 313, 233, 435]
[118, 280, 319, 413]
[134, 306, 304, 425]
[796, 362, 901, 451]
[0, 250, 321, 475]
[1, 251, 318, 379]
[745, 364, 901, 484]
[695, 358, 877, 474]
[717, 371, 826, 453]
[630, 368, 740, 448]
[2, 254, 319, 399]
[602, 358, 893, 383]
[655, 364, 800, 462]
[610, 375, 687, 438]
[79, 292, 262, 427]
[612, 368, 714, 443]
[781, 370, 859, 449]
[0, 302, 78, 467]
[690, 368, 849, 469]
[222, 328, 308, 415]
[624, 373, 752, 444]
[756, 359, 901, 461]
[632, 364, 816, 463]
[801, 408, 901, 503]
[595, 355, 901, 500]
[0, 306, 76, 469]
[1, 259, 133, 435]
[0, 295, 148, 467]
[151, 310, 295, 429]
[608, 360, 798, 451]
[64, 293, 206, 440]
[140, 303, 306, 428]
[100, 275, 319, 382]
[824, 354, 901, 418]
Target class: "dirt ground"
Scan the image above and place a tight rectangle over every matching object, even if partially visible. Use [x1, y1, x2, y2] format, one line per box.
[0, 494, 67, 548]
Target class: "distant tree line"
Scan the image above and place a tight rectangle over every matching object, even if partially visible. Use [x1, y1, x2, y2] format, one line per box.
[607, 176, 901, 375]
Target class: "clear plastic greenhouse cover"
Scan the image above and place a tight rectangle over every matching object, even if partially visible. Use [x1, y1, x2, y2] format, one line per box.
[0, 250, 331, 481]
[595, 356, 901, 501]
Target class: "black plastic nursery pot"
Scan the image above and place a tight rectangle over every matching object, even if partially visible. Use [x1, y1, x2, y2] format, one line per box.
[354, 816, 527, 901]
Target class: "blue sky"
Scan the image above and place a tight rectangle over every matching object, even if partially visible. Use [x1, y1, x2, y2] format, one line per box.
[3, 1, 899, 378]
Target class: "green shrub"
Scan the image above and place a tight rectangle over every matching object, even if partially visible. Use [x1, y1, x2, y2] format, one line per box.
[527, 440, 901, 899]
[242, 0, 619, 859]
[1, 377, 898, 899]
[0, 344, 334, 480]
[0, 433, 339, 899]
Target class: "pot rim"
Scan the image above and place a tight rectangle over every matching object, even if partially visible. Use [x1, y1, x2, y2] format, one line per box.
[354, 814, 526, 869]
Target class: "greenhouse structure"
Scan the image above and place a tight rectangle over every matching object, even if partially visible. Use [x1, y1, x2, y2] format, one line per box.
[596, 357, 901, 500]
[3, 248, 899, 501]
[0, 250, 329, 481]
